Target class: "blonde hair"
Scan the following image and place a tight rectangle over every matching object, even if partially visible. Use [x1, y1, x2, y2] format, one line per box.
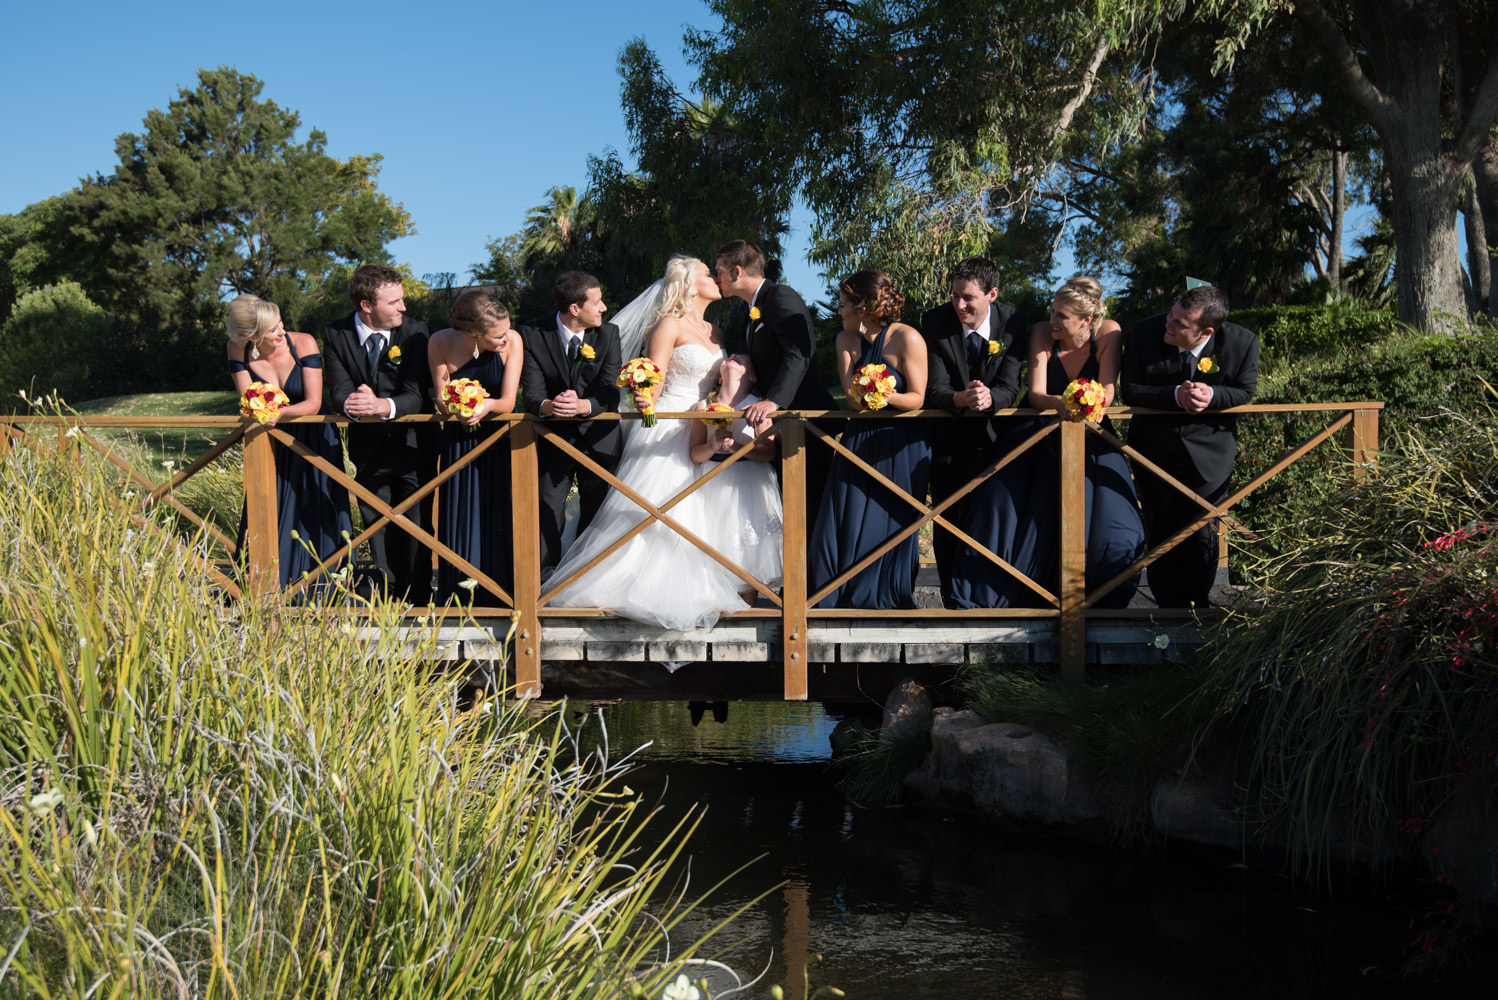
[226, 294, 281, 345]
[652, 255, 706, 325]
[1054, 276, 1107, 335]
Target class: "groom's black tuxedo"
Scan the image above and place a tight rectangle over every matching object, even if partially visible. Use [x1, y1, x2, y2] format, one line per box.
[920, 300, 1028, 605]
[323, 312, 437, 604]
[1122, 314, 1259, 607]
[519, 314, 623, 574]
[743, 281, 836, 412]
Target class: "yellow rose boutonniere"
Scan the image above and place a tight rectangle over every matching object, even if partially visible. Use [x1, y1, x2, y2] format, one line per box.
[986, 339, 1001, 356]
[749, 306, 761, 322]
[579, 343, 596, 361]
[1197, 356, 1220, 375]
[386, 345, 402, 364]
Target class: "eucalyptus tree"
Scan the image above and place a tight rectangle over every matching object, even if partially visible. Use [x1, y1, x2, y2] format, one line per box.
[687, 0, 1174, 303]
[1205, 0, 1498, 330]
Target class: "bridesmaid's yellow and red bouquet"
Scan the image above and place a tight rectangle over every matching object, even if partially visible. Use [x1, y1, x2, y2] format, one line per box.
[617, 357, 665, 426]
[703, 402, 735, 430]
[442, 377, 488, 429]
[852, 363, 897, 411]
[1061, 377, 1108, 423]
[240, 381, 290, 424]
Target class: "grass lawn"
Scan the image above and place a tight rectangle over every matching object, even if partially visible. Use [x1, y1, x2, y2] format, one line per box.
[74, 390, 243, 463]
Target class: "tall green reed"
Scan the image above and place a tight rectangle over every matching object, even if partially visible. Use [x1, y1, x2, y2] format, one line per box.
[0, 436, 732, 998]
[1195, 409, 1498, 876]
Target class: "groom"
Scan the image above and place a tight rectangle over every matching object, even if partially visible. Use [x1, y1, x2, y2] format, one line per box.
[1121, 285, 1258, 608]
[713, 240, 835, 519]
[520, 270, 624, 575]
[324, 264, 436, 604]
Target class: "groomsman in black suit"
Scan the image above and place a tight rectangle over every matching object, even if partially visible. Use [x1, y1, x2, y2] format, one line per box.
[921, 256, 1029, 606]
[1121, 285, 1259, 608]
[324, 264, 437, 604]
[520, 270, 623, 575]
[712, 240, 836, 519]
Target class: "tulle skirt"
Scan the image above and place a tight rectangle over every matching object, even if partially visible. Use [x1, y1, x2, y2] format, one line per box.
[545, 416, 783, 630]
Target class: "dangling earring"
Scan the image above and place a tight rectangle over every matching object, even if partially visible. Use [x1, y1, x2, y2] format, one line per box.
[250, 343, 260, 360]
[472, 338, 481, 360]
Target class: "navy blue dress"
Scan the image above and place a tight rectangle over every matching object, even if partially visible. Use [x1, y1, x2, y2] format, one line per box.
[231, 340, 352, 590]
[436, 349, 512, 604]
[809, 327, 932, 609]
[949, 332, 1144, 609]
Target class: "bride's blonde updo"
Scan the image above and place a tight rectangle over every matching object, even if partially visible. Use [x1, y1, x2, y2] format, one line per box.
[226, 294, 281, 345]
[1054, 276, 1108, 334]
[652, 255, 707, 325]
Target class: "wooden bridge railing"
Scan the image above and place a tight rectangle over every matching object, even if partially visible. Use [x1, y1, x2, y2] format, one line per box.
[1, 401, 1382, 693]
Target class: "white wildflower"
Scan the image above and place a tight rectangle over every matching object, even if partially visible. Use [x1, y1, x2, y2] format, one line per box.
[141, 561, 156, 578]
[26, 789, 64, 816]
[1152, 634, 1170, 650]
[64, 426, 80, 438]
[458, 578, 478, 592]
[161, 460, 175, 470]
[662, 974, 700, 1000]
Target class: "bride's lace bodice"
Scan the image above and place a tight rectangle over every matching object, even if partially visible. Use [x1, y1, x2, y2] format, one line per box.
[657, 343, 725, 410]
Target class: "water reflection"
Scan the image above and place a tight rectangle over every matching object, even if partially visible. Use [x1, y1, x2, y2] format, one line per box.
[569, 702, 1485, 999]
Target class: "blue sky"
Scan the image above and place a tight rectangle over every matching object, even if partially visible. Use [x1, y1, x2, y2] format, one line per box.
[0, 0, 823, 300]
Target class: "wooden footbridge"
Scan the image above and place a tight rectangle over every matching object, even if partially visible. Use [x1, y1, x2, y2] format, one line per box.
[2, 402, 1380, 703]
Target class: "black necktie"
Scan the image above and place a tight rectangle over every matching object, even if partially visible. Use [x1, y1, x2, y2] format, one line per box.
[1179, 350, 1194, 382]
[568, 334, 581, 363]
[967, 331, 985, 372]
[366, 333, 385, 382]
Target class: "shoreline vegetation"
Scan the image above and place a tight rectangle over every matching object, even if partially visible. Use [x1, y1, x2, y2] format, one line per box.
[0, 434, 736, 997]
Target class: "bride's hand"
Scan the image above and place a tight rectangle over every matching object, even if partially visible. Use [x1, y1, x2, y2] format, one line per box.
[633, 389, 653, 411]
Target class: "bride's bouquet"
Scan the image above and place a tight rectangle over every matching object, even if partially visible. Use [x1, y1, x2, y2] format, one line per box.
[702, 402, 735, 430]
[1061, 377, 1107, 423]
[852, 363, 897, 411]
[240, 381, 290, 424]
[442, 377, 488, 429]
[617, 357, 665, 426]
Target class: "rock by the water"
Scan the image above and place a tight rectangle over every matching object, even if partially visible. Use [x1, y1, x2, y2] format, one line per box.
[881, 678, 933, 744]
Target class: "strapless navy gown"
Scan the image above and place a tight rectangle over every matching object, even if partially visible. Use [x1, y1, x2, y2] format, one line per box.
[950, 332, 1144, 609]
[809, 327, 932, 609]
[436, 349, 512, 603]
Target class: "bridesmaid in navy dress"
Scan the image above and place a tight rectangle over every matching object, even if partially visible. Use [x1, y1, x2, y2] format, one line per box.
[428, 290, 523, 604]
[950, 277, 1144, 609]
[809, 270, 931, 609]
[226, 294, 352, 591]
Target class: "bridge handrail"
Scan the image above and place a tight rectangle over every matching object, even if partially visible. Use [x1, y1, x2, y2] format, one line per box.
[0, 400, 1382, 691]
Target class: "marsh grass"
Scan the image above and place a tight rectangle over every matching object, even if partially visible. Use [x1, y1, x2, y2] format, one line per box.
[834, 733, 931, 808]
[0, 437, 732, 997]
[1193, 409, 1498, 877]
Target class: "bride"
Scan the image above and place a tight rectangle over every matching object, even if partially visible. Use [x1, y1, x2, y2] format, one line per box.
[544, 255, 784, 629]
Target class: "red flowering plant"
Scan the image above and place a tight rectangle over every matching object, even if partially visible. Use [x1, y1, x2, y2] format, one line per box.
[1202, 413, 1497, 902]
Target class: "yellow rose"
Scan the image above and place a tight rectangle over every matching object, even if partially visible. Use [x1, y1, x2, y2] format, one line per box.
[579, 343, 596, 360]
[749, 306, 761, 322]
[387, 345, 402, 363]
[987, 339, 1000, 356]
[1197, 356, 1220, 375]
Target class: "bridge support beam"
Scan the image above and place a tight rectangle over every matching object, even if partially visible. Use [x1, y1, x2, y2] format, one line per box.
[1058, 419, 1087, 682]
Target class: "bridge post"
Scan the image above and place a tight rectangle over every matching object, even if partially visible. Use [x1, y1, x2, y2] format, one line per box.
[1344, 406, 1379, 483]
[511, 419, 543, 698]
[780, 416, 808, 700]
[241, 424, 279, 598]
[1058, 418, 1087, 682]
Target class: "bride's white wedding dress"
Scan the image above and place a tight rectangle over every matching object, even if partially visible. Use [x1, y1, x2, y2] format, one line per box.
[545, 342, 784, 630]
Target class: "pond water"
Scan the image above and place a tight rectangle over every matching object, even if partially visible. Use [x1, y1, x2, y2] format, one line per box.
[570, 700, 1490, 1000]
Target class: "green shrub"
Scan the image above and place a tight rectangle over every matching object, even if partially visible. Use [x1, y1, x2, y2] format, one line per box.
[1196, 411, 1498, 875]
[1233, 302, 1402, 366]
[0, 281, 114, 407]
[0, 435, 727, 997]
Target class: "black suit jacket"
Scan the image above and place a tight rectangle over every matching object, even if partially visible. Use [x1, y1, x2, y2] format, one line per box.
[921, 300, 1027, 456]
[1121, 315, 1259, 487]
[519, 315, 624, 462]
[743, 281, 835, 411]
[323, 313, 435, 475]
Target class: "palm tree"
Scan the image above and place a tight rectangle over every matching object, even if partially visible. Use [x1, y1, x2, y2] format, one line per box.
[521, 186, 590, 262]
